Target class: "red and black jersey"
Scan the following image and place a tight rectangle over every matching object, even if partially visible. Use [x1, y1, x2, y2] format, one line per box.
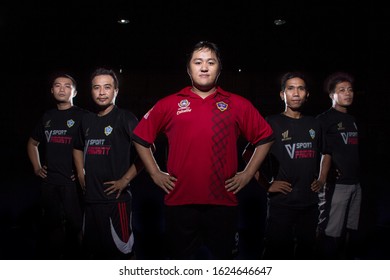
[133, 86, 273, 206]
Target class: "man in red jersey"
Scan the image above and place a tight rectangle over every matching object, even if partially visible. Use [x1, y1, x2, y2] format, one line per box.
[133, 41, 274, 259]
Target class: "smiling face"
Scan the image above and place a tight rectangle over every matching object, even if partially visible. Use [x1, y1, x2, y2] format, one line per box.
[187, 47, 221, 96]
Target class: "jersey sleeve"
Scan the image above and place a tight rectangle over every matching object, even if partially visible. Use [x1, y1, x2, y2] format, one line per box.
[73, 115, 87, 151]
[133, 100, 169, 146]
[240, 99, 274, 146]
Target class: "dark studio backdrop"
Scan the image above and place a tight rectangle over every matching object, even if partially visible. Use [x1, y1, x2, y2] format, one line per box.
[1, 0, 389, 259]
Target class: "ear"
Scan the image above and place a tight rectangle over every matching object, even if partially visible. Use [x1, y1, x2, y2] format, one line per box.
[187, 68, 193, 83]
[114, 89, 119, 96]
[279, 91, 285, 101]
[216, 70, 221, 82]
[72, 90, 78, 98]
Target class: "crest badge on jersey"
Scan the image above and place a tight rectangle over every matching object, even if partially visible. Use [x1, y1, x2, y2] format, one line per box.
[178, 99, 190, 108]
[104, 125, 113, 136]
[67, 119, 75, 128]
[216, 101, 228, 111]
[309, 129, 315, 139]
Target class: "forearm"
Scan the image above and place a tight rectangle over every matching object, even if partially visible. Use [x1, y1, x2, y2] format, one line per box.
[27, 138, 42, 171]
[72, 149, 85, 178]
[133, 142, 161, 176]
[318, 154, 331, 183]
[243, 141, 273, 177]
[121, 156, 145, 184]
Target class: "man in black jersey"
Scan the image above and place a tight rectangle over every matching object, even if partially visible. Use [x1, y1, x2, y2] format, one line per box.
[316, 72, 361, 259]
[243, 72, 327, 259]
[73, 68, 145, 259]
[27, 73, 87, 259]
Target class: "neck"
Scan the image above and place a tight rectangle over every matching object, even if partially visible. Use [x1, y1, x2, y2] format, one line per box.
[333, 104, 348, 113]
[283, 109, 302, 119]
[191, 86, 216, 99]
[57, 102, 72, 110]
[98, 104, 115, 116]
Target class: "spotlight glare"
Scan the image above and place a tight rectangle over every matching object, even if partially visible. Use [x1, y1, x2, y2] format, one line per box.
[118, 19, 130, 24]
[274, 19, 286, 26]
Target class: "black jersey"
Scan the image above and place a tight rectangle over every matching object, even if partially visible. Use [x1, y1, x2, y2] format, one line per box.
[74, 106, 139, 203]
[265, 114, 322, 208]
[31, 106, 88, 185]
[316, 108, 360, 184]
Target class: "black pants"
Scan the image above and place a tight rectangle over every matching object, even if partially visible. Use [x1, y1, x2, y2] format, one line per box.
[164, 205, 238, 260]
[262, 204, 319, 260]
[39, 182, 83, 259]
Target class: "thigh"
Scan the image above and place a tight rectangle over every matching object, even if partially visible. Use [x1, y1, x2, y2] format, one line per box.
[325, 184, 350, 237]
[296, 206, 319, 239]
[164, 205, 202, 259]
[61, 183, 82, 230]
[84, 202, 133, 259]
[83, 204, 112, 258]
[266, 205, 296, 240]
[110, 201, 133, 256]
[318, 183, 336, 233]
[204, 205, 239, 259]
[347, 183, 362, 230]
[295, 206, 319, 258]
[263, 205, 296, 259]
[40, 183, 62, 227]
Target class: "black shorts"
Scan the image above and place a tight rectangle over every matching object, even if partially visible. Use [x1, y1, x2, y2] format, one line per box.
[164, 204, 239, 259]
[83, 200, 134, 259]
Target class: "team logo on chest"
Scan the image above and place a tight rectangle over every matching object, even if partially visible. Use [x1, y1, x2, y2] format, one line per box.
[281, 130, 291, 141]
[104, 125, 113, 136]
[67, 119, 75, 128]
[309, 129, 315, 139]
[177, 99, 192, 115]
[216, 101, 228, 111]
[337, 122, 345, 131]
[44, 120, 51, 128]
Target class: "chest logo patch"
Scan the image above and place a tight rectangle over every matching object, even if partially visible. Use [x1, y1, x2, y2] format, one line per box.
[44, 120, 51, 128]
[309, 129, 315, 139]
[177, 99, 192, 115]
[281, 130, 291, 141]
[216, 101, 228, 111]
[67, 119, 75, 128]
[104, 125, 113, 136]
[337, 122, 345, 131]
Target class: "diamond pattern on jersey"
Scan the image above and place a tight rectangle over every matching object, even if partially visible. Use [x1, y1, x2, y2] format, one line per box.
[209, 95, 232, 200]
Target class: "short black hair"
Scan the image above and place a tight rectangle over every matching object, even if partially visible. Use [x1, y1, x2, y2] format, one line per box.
[90, 67, 119, 89]
[51, 73, 77, 89]
[186, 41, 222, 70]
[324, 72, 354, 94]
[280, 71, 308, 91]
